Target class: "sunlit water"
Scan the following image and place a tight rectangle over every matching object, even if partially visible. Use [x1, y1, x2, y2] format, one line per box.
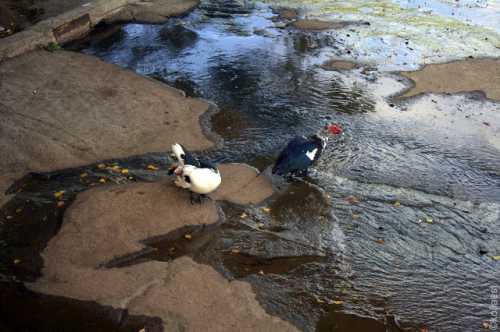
[3, 0, 499, 331]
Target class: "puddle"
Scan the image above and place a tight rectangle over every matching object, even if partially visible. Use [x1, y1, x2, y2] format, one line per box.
[2, 0, 500, 331]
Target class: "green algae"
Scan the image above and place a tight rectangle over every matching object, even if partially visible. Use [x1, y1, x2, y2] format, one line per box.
[262, 0, 500, 69]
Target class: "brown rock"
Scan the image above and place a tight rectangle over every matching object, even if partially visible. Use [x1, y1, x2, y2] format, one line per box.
[400, 59, 500, 101]
[278, 8, 298, 20]
[213, 163, 273, 205]
[29, 165, 293, 331]
[107, 0, 200, 24]
[322, 59, 358, 71]
[292, 19, 346, 31]
[0, 50, 213, 206]
[48, 182, 219, 268]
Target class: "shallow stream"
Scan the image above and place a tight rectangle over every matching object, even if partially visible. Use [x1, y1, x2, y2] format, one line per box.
[1, 0, 500, 331]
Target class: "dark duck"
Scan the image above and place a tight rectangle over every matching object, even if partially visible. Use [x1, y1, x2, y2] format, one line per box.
[272, 124, 342, 178]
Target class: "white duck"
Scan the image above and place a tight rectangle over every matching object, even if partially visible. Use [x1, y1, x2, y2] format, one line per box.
[169, 143, 222, 203]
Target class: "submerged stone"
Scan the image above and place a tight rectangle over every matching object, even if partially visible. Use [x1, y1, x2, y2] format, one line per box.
[160, 24, 199, 49]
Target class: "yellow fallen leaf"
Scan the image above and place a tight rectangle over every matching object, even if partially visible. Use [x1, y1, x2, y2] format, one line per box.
[482, 321, 491, 330]
[110, 165, 121, 172]
[54, 190, 65, 199]
[80, 172, 88, 178]
[426, 217, 433, 224]
[240, 212, 248, 219]
[315, 297, 325, 304]
[352, 213, 360, 220]
[121, 169, 129, 174]
[13, 259, 21, 264]
[331, 300, 343, 305]
[256, 222, 265, 228]
[184, 234, 192, 240]
[15, 208, 23, 214]
[99, 178, 106, 184]
[345, 196, 360, 204]
[261, 207, 271, 213]
[393, 200, 401, 207]
[57, 201, 65, 208]
[97, 163, 106, 169]
[147, 165, 159, 171]
[492, 256, 500, 261]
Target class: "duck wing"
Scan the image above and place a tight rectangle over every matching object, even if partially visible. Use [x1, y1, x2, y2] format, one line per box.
[272, 136, 317, 175]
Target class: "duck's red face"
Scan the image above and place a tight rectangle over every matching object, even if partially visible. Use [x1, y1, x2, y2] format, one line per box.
[174, 166, 184, 176]
[327, 123, 343, 135]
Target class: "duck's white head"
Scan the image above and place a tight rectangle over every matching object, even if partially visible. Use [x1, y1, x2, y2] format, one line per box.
[171, 143, 186, 165]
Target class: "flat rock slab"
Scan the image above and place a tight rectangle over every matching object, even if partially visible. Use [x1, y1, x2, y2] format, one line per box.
[108, 0, 200, 24]
[277, 8, 299, 20]
[321, 59, 359, 71]
[28, 164, 294, 331]
[214, 163, 273, 205]
[0, 50, 213, 206]
[400, 58, 500, 101]
[291, 19, 347, 31]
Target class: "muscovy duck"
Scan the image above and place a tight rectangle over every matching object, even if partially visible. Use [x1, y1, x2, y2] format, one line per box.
[169, 143, 222, 203]
[272, 124, 341, 177]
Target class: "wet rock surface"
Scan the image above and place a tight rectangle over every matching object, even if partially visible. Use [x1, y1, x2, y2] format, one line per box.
[159, 24, 198, 48]
[213, 163, 273, 204]
[0, 50, 212, 206]
[291, 19, 348, 31]
[0, 281, 164, 332]
[25, 163, 299, 331]
[107, 0, 200, 24]
[321, 59, 359, 71]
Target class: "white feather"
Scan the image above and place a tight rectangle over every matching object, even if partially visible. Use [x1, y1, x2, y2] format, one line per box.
[306, 148, 318, 161]
[171, 143, 186, 165]
[179, 165, 221, 194]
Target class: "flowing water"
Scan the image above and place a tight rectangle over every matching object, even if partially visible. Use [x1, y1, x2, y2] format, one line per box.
[1, 0, 500, 331]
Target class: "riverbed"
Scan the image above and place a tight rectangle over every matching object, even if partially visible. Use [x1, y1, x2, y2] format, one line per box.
[1, 0, 499, 331]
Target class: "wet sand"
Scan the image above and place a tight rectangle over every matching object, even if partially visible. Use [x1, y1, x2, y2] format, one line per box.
[400, 58, 500, 101]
